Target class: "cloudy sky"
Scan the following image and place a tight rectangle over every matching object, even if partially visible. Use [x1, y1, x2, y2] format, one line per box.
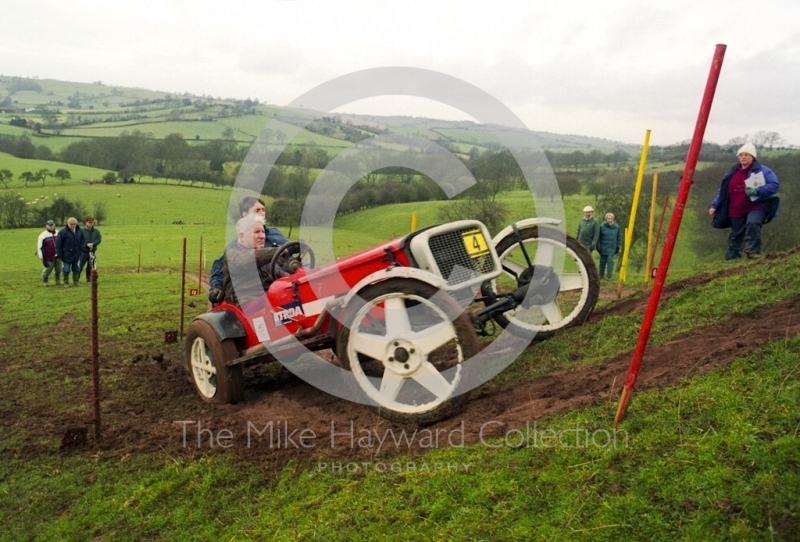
[3, 0, 798, 146]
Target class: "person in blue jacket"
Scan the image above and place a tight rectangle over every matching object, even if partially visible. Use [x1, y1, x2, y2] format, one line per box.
[709, 143, 780, 260]
[596, 213, 622, 279]
[208, 196, 288, 303]
[55, 217, 86, 287]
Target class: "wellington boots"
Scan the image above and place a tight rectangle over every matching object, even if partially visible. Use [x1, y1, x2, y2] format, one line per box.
[72, 273, 80, 286]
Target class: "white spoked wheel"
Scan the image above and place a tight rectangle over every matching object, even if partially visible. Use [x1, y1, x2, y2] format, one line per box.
[191, 337, 217, 399]
[185, 320, 244, 404]
[336, 278, 479, 424]
[484, 226, 600, 339]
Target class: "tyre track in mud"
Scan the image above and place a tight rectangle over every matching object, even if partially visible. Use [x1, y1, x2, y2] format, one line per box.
[81, 295, 800, 468]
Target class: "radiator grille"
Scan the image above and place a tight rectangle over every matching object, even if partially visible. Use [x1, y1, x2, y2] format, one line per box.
[428, 228, 496, 285]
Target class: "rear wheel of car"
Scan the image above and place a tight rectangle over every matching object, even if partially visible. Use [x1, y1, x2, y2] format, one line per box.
[186, 319, 244, 404]
[336, 278, 480, 425]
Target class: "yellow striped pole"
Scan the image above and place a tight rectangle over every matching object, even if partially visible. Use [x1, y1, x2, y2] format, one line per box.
[644, 173, 658, 284]
[616, 129, 651, 299]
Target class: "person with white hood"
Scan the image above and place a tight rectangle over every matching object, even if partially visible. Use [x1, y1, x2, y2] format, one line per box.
[709, 143, 780, 260]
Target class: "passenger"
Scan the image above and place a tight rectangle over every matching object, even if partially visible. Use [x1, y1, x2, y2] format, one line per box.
[221, 214, 280, 307]
[209, 196, 288, 303]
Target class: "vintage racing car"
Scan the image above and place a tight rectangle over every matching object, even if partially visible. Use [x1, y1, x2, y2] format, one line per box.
[186, 218, 599, 423]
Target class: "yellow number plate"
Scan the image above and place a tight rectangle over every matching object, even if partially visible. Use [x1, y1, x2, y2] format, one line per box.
[462, 229, 490, 258]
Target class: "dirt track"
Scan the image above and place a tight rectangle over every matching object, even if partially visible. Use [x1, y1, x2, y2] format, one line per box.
[16, 255, 799, 467]
[90, 271, 800, 466]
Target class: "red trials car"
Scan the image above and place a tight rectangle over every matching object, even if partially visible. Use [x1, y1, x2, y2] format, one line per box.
[186, 218, 598, 423]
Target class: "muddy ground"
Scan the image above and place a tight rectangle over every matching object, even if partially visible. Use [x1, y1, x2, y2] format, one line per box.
[7, 255, 798, 468]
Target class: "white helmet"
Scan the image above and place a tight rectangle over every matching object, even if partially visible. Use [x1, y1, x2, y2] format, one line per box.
[583, 206, 593, 213]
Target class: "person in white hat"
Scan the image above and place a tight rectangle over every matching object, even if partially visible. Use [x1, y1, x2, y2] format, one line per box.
[709, 143, 780, 260]
[576, 205, 600, 253]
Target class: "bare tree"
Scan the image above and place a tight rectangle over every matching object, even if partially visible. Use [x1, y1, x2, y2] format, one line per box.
[726, 134, 749, 148]
[754, 131, 784, 151]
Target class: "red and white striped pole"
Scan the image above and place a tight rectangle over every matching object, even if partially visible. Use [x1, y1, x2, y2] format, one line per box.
[615, 44, 727, 426]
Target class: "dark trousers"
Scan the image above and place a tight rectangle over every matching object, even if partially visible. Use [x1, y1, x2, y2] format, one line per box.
[726, 209, 766, 260]
[599, 253, 615, 279]
[42, 259, 63, 283]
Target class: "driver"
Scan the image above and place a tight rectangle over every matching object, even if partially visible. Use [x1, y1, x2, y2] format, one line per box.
[221, 214, 280, 307]
[209, 196, 288, 304]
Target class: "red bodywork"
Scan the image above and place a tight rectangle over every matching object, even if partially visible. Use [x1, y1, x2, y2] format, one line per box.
[213, 237, 412, 352]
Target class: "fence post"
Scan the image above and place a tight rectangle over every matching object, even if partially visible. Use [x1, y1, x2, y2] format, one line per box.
[180, 238, 187, 338]
[198, 236, 203, 290]
[90, 268, 100, 441]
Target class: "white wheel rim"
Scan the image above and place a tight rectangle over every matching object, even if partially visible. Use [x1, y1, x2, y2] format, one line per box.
[494, 236, 591, 332]
[190, 337, 217, 398]
[346, 292, 463, 414]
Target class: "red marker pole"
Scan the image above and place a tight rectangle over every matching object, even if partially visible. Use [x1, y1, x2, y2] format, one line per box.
[615, 44, 727, 426]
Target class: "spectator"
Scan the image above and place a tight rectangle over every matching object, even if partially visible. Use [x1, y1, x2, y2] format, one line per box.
[36, 219, 62, 286]
[222, 214, 280, 307]
[55, 217, 85, 287]
[209, 196, 288, 304]
[597, 213, 622, 279]
[576, 205, 600, 253]
[709, 143, 780, 260]
[79, 217, 102, 282]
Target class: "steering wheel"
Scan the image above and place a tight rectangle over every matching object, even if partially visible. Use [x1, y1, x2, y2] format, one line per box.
[269, 241, 315, 280]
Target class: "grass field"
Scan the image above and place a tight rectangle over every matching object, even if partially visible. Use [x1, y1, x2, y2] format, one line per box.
[1, 235, 797, 539]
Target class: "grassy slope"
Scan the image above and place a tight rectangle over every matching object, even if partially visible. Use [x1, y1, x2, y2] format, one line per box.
[1, 254, 798, 540]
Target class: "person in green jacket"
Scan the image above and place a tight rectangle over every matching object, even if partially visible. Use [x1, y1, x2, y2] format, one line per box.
[576, 205, 600, 253]
[79, 217, 102, 282]
[597, 213, 622, 279]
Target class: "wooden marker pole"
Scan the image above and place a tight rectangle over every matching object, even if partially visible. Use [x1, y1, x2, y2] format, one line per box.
[644, 173, 658, 284]
[616, 129, 651, 298]
[180, 237, 187, 338]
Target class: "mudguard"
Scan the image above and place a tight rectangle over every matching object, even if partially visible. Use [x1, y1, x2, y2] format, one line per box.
[193, 310, 248, 342]
[341, 266, 447, 310]
[491, 217, 562, 246]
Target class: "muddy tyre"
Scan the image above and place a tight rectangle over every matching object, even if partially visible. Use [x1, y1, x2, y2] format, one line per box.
[336, 278, 480, 425]
[484, 226, 600, 339]
[186, 319, 244, 404]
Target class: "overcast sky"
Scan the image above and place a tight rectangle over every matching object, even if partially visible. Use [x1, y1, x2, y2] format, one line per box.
[3, 0, 798, 146]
